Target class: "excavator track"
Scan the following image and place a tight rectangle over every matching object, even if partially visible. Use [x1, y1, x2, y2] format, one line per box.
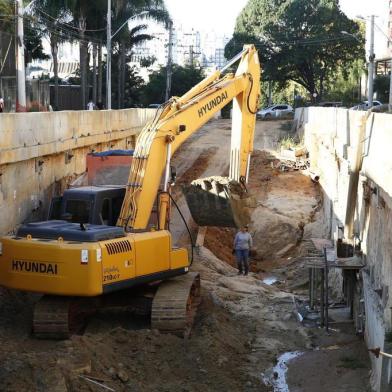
[151, 272, 201, 338]
[33, 296, 98, 339]
[33, 273, 200, 339]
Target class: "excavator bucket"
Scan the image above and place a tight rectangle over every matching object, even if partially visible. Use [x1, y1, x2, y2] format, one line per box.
[182, 176, 256, 228]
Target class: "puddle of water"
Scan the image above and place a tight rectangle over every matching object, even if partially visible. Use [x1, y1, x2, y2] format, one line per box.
[263, 276, 279, 285]
[261, 351, 303, 392]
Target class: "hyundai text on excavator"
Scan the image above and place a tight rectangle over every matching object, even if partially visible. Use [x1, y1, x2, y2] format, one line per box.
[0, 45, 260, 338]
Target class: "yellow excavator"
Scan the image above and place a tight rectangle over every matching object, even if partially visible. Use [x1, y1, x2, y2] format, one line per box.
[0, 45, 260, 338]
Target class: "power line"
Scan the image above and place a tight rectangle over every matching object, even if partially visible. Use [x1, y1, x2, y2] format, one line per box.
[33, 7, 106, 32]
[227, 36, 357, 55]
[23, 13, 102, 45]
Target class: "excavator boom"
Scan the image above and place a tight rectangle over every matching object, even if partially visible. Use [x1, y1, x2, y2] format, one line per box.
[117, 45, 260, 230]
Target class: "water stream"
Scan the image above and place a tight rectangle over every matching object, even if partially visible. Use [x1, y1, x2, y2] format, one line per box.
[262, 275, 279, 285]
[261, 351, 303, 392]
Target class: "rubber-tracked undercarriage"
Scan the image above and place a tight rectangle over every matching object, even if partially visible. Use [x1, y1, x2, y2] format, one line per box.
[33, 272, 200, 339]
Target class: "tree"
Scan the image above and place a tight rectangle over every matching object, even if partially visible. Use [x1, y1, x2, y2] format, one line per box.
[24, 18, 49, 65]
[65, 0, 106, 108]
[31, 0, 70, 110]
[113, 24, 153, 108]
[321, 59, 365, 105]
[0, 0, 14, 33]
[112, 0, 170, 109]
[226, 0, 364, 101]
[109, 59, 145, 107]
[374, 75, 390, 103]
[141, 65, 205, 105]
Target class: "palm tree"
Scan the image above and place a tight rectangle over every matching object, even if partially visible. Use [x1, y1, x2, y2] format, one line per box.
[112, 0, 170, 108]
[31, 0, 70, 110]
[64, 0, 106, 108]
[114, 24, 153, 108]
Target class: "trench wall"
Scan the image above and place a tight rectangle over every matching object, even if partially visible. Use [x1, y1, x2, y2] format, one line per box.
[296, 107, 392, 392]
[0, 109, 153, 235]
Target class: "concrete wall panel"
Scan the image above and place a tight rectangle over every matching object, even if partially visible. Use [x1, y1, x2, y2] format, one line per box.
[297, 107, 392, 391]
[0, 108, 154, 234]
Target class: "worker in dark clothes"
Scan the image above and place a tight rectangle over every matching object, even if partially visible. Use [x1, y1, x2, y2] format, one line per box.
[233, 225, 253, 275]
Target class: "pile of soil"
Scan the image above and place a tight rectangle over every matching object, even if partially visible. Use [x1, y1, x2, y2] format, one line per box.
[204, 150, 322, 275]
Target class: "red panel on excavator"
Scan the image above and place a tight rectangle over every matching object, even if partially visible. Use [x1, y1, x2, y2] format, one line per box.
[87, 153, 133, 186]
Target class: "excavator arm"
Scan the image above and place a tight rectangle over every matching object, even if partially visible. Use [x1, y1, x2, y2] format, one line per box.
[0, 48, 260, 340]
[117, 45, 260, 230]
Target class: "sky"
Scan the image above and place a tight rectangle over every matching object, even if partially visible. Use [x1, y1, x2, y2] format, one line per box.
[339, 0, 387, 20]
[340, 0, 390, 57]
[164, 0, 389, 35]
[164, 0, 248, 35]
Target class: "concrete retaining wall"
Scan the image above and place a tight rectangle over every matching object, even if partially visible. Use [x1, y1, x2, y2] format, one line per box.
[0, 109, 154, 234]
[296, 107, 392, 391]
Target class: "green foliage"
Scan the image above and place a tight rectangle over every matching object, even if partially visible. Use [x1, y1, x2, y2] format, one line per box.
[141, 65, 205, 105]
[226, 0, 365, 101]
[24, 19, 50, 63]
[140, 56, 157, 68]
[374, 75, 390, 103]
[110, 59, 146, 108]
[279, 135, 302, 149]
[0, 0, 14, 33]
[323, 59, 365, 106]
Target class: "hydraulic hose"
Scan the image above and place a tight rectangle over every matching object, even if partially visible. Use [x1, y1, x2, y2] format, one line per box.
[168, 192, 194, 265]
[246, 74, 258, 115]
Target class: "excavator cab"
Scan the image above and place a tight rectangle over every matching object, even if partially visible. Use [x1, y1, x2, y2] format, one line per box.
[47, 186, 126, 226]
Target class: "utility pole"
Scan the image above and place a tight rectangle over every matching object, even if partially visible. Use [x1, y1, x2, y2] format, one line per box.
[268, 80, 272, 105]
[165, 20, 173, 102]
[15, 0, 26, 111]
[389, 59, 392, 111]
[106, 0, 111, 110]
[189, 45, 194, 66]
[368, 15, 375, 107]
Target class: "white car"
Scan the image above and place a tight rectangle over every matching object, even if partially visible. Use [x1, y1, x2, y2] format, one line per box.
[257, 104, 294, 119]
[350, 100, 382, 111]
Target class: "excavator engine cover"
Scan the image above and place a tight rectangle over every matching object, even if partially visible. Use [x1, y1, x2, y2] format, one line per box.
[182, 176, 256, 228]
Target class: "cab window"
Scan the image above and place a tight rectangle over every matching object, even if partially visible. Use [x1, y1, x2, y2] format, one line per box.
[65, 199, 91, 223]
[101, 199, 110, 225]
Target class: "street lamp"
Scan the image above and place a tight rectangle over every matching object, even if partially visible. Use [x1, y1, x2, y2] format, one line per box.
[106, 1, 148, 110]
[356, 15, 392, 111]
[340, 31, 361, 42]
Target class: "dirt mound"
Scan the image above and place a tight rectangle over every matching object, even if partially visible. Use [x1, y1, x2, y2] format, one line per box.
[203, 150, 321, 270]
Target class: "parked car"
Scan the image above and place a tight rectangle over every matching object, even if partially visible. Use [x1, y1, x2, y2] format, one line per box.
[350, 100, 382, 111]
[257, 104, 294, 119]
[317, 101, 343, 108]
[147, 103, 161, 109]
